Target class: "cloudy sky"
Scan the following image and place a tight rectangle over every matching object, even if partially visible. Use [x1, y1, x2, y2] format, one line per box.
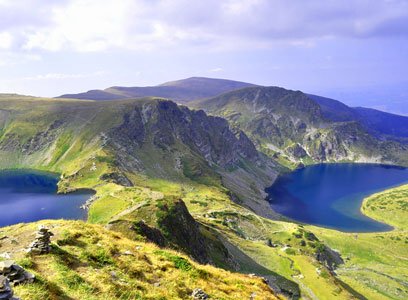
[0, 0, 407, 114]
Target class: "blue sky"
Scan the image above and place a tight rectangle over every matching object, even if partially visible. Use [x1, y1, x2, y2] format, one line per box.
[0, 0, 407, 114]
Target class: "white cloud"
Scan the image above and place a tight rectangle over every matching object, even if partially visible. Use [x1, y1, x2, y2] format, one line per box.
[0, 0, 407, 53]
[209, 67, 223, 73]
[22, 71, 107, 81]
[0, 52, 40, 66]
[0, 32, 12, 49]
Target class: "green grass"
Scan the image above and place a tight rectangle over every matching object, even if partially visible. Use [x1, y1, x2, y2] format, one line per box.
[362, 184, 408, 229]
[3, 221, 278, 300]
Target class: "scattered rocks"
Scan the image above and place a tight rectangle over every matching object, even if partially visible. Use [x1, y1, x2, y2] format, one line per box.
[191, 288, 209, 299]
[80, 195, 99, 210]
[0, 254, 11, 260]
[0, 275, 16, 300]
[0, 261, 34, 286]
[27, 226, 54, 254]
[90, 162, 97, 171]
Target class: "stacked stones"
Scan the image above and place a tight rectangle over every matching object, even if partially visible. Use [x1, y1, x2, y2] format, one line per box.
[28, 225, 54, 254]
[0, 261, 34, 287]
[0, 276, 13, 300]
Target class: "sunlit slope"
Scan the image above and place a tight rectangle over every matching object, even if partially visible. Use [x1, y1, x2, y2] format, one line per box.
[0, 220, 279, 300]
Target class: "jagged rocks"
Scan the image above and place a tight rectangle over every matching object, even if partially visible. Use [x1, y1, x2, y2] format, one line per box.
[27, 226, 54, 254]
[0, 261, 34, 286]
[286, 143, 308, 159]
[100, 172, 133, 187]
[191, 288, 209, 299]
[131, 221, 167, 248]
[315, 245, 344, 272]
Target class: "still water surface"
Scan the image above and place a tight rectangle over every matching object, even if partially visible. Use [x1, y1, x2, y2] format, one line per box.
[0, 170, 92, 227]
[267, 164, 408, 232]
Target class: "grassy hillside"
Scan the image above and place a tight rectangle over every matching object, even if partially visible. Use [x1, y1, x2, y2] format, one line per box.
[1, 220, 278, 300]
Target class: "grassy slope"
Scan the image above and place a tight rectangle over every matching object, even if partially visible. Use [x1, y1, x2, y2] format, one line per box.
[1, 220, 278, 300]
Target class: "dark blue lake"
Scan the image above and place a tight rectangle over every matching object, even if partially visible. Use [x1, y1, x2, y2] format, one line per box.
[0, 170, 93, 227]
[267, 164, 408, 232]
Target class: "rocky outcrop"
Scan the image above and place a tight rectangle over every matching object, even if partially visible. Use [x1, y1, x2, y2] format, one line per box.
[156, 199, 213, 264]
[100, 172, 133, 187]
[286, 144, 307, 159]
[131, 221, 167, 247]
[108, 100, 260, 169]
[315, 245, 344, 272]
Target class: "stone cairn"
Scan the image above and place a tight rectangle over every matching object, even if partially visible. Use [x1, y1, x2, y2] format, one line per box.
[27, 225, 54, 254]
[0, 275, 15, 300]
[0, 260, 34, 287]
[0, 259, 36, 300]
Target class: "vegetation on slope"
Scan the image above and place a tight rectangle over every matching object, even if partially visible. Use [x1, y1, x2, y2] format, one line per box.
[0, 220, 278, 300]
[362, 184, 408, 230]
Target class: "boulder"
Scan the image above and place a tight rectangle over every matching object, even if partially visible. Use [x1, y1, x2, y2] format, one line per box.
[192, 288, 209, 299]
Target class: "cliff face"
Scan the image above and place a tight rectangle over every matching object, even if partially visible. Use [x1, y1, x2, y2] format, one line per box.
[108, 100, 259, 169]
[192, 87, 408, 167]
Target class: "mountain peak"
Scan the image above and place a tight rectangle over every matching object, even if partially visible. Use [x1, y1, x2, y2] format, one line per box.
[58, 77, 256, 102]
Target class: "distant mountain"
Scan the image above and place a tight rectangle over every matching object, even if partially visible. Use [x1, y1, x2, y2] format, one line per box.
[58, 77, 257, 103]
[192, 87, 408, 167]
[308, 94, 408, 140]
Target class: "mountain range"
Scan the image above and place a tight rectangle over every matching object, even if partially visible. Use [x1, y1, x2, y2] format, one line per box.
[59, 77, 408, 168]
[58, 77, 256, 103]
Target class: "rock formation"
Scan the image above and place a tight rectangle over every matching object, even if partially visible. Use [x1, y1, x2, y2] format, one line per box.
[0, 276, 15, 300]
[0, 261, 34, 286]
[27, 226, 54, 254]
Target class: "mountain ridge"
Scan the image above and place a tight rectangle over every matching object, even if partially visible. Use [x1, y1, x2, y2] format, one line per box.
[58, 77, 257, 103]
[192, 86, 408, 167]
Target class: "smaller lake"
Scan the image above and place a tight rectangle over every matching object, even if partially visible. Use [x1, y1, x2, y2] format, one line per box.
[267, 164, 408, 232]
[0, 170, 93, 227]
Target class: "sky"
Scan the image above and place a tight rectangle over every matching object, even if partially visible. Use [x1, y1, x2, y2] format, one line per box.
[0, 0, 407, 114]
